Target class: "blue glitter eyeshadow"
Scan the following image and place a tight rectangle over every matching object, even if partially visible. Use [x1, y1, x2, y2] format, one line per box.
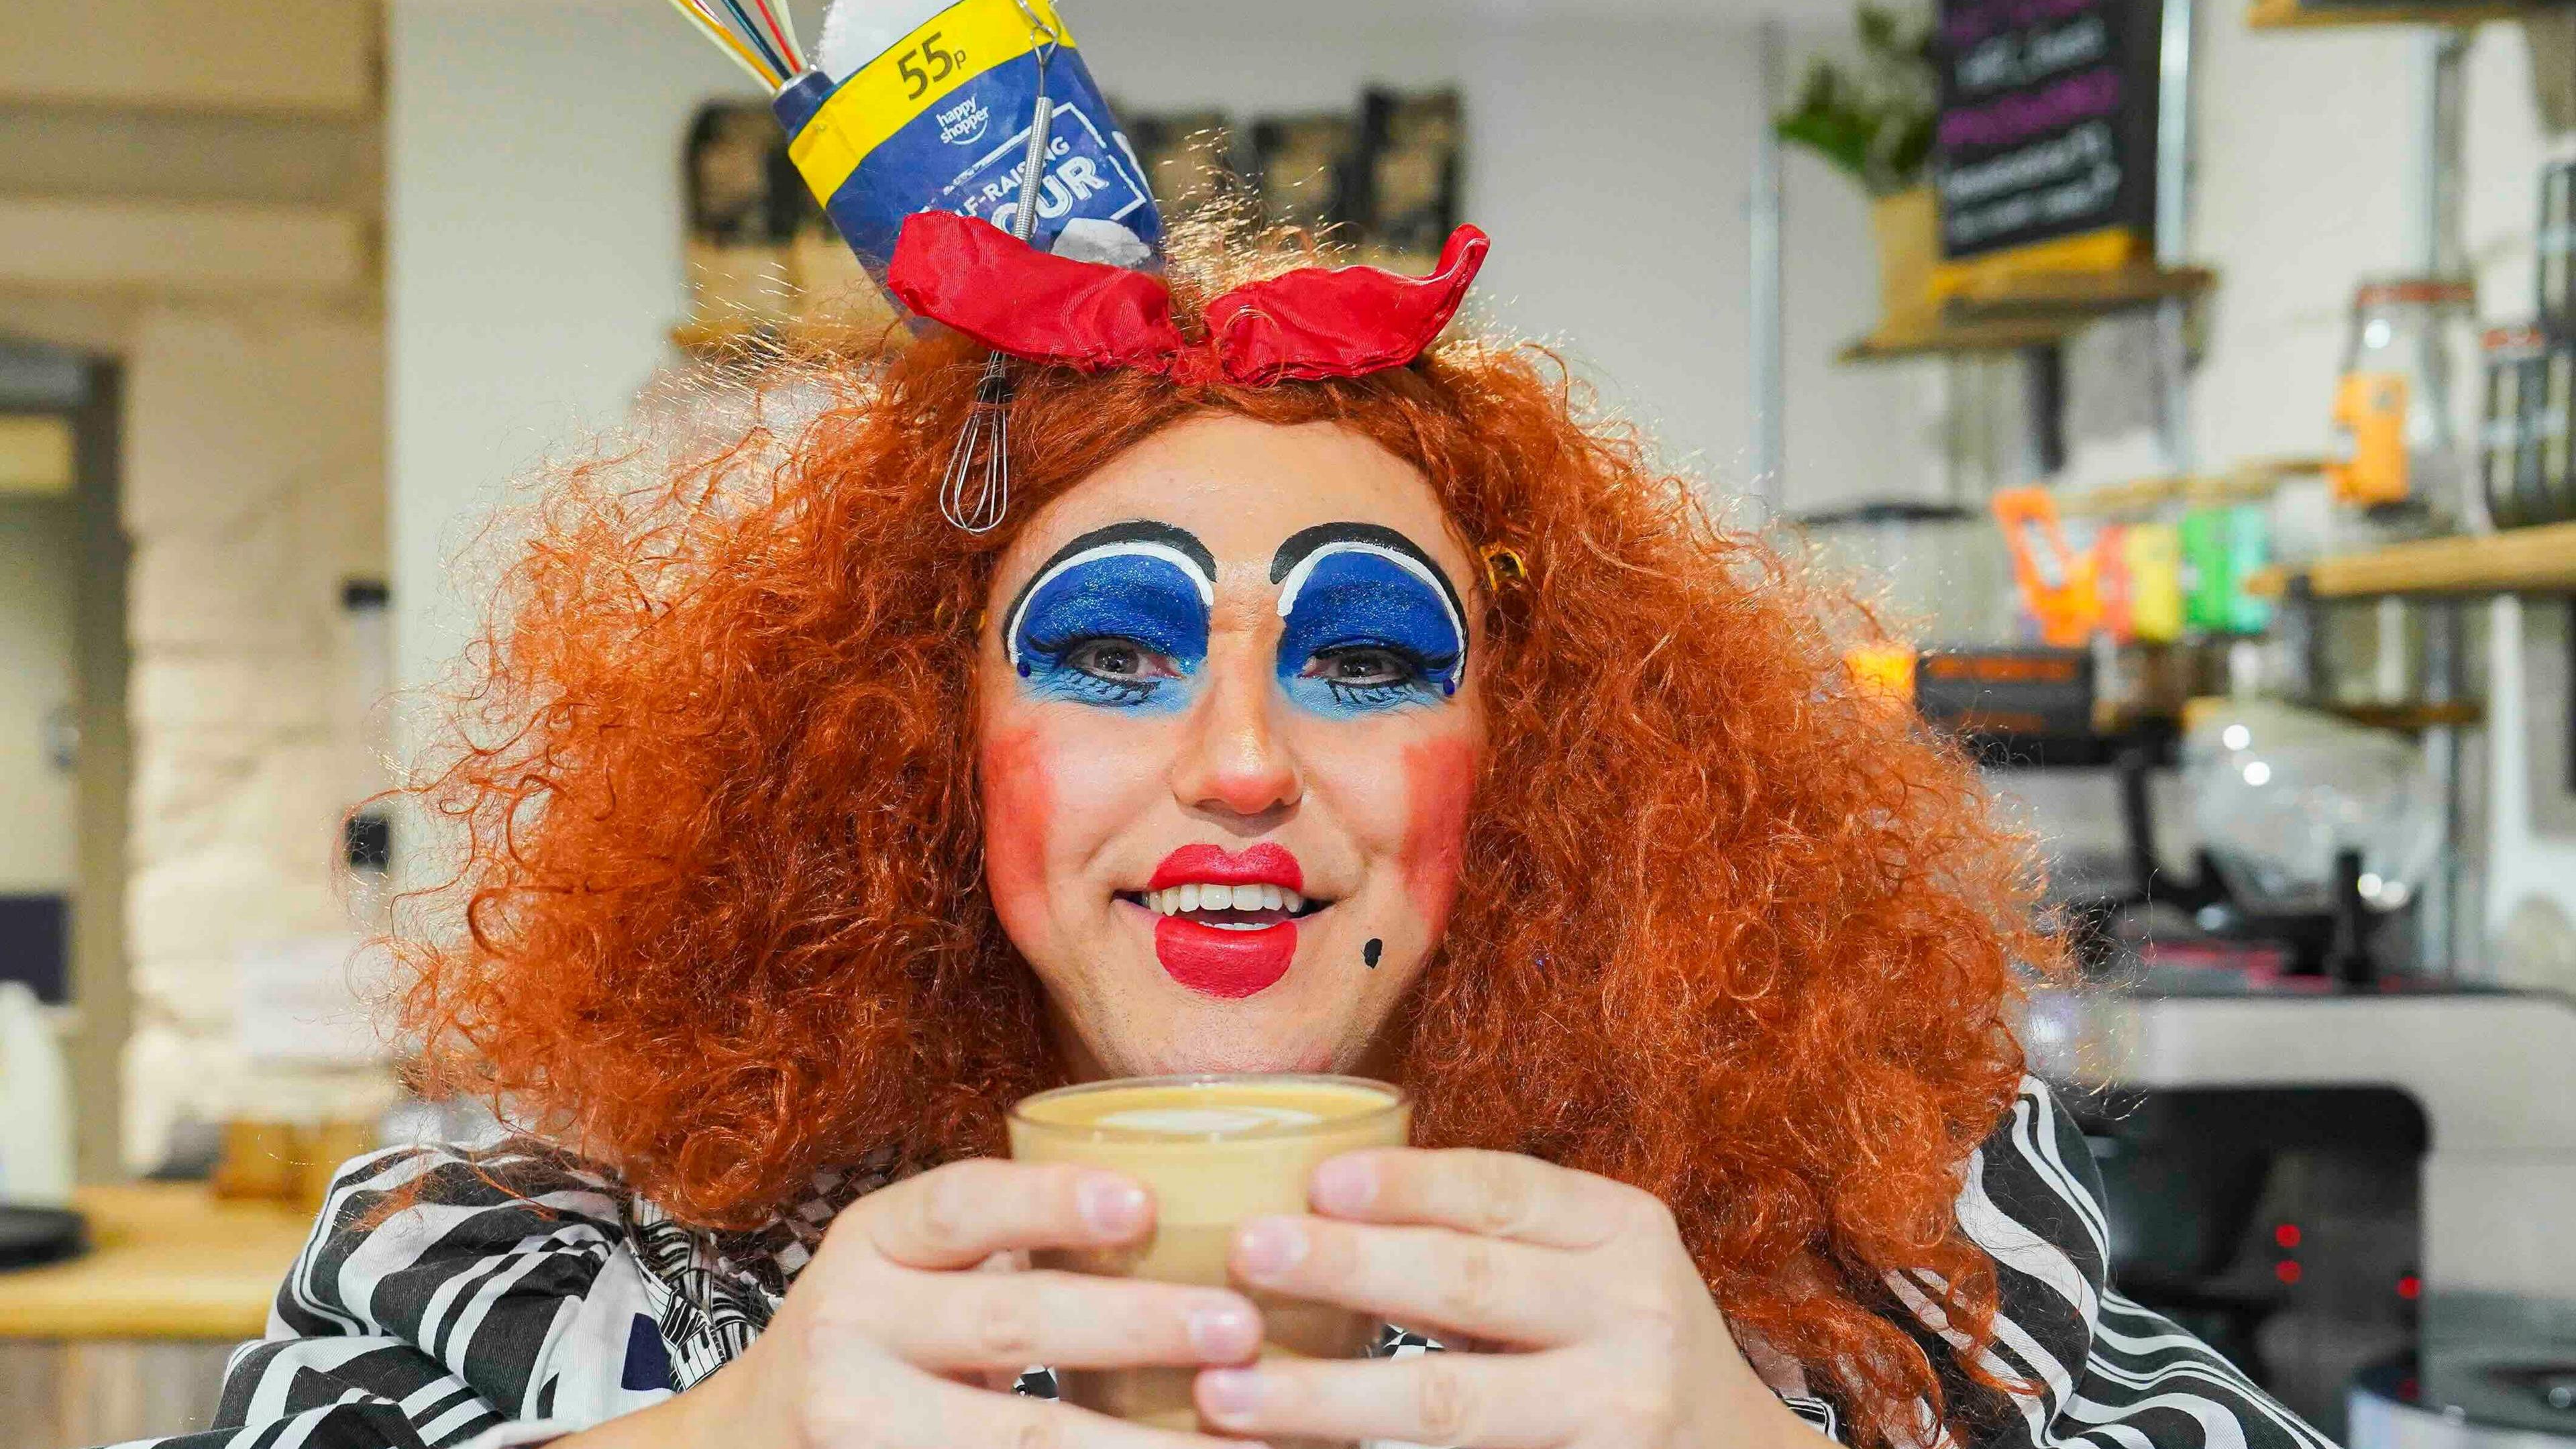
[1010, 549, 1211, 712]
[1275, 547, 1465, 717]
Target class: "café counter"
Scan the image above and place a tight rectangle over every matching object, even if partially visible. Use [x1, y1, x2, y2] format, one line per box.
[0, 1183, 309, 1448]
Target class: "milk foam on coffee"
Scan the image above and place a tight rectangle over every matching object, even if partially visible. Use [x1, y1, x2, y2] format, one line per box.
[1091, 1105, 1324, 1135]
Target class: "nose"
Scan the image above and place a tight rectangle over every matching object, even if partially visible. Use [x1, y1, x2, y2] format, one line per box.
[1170, 637, 1302, 819]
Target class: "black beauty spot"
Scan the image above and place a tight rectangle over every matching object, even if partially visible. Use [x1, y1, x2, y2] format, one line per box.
[1363, 938, 1383, 968]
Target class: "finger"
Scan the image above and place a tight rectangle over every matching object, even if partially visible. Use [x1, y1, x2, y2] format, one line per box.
[814, 1354, 1256, 1449]
[855, 1159, 1152, 1270]
[1196, 1349, 1587, 1449]
[1310, 1148, 1638, 1250]
[872, 1269, 1262, 1372]
[1232, 1216, 1593, 1348]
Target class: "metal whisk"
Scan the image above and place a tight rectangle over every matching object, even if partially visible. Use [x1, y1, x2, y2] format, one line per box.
[939, 9, 1061, 533]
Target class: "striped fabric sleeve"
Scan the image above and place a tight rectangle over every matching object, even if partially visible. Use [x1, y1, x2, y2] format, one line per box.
[1894, 1076, 2340, 1449]
[103, 1144, 653, 1449]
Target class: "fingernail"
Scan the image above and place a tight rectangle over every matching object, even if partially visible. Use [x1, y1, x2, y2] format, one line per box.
[1200, 1368, 1266, 1423]
[1077, 1173, 1148, 1238]
[1234, 1217, 1307, 1279]
[1186, 1299, 1258, 1361]
[1312, 1155, 1377, 1214]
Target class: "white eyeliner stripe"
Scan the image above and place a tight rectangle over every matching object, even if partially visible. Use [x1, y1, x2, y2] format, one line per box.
[1004, 541, 1216, 672]
[1274, 541, 1465, 649]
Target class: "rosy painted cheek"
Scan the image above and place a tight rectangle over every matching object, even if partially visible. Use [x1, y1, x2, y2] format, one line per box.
[977, 724, 1055, 934]
[1397, 735, 1479, 938]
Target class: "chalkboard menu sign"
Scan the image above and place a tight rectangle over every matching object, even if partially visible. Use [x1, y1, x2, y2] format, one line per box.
[1932, 0, 2163, 282]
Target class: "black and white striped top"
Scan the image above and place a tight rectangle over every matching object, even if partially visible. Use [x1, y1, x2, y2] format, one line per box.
[107, 1077, 2334, 1449]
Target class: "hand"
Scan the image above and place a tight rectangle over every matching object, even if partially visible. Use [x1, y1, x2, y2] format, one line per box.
[566, 1160, 1264, 1449]
[1190, 1149, 1833, 1449]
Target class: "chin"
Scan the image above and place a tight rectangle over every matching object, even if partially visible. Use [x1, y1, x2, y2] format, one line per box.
[1104, 1022, 1344, 1079]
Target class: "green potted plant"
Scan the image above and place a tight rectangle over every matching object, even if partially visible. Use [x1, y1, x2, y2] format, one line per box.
[1775, 4, 1939, 329]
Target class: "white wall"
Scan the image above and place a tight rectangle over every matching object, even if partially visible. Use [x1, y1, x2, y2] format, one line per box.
[384, 0, 1913, 693]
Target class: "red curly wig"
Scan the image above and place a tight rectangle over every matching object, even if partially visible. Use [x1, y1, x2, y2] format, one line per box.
[399, 230, 2058, 1445]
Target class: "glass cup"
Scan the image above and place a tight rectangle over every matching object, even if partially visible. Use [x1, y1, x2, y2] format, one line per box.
[1008, 1073, 1411, 1444]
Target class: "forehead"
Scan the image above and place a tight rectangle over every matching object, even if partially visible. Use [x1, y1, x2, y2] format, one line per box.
[996, 415, 1463, 589]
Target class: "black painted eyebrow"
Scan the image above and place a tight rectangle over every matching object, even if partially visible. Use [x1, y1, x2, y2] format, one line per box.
[1269, 521, 1467, 627]
[1000, 520, 1217, 640]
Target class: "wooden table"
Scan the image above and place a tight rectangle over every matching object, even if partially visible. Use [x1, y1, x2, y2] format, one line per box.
[0, 1183, 312, 1448]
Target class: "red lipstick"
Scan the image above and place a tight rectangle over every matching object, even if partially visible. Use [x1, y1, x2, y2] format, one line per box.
[1154, 916, 1297, 998]
[1143, 843, 1303, 998]
[1146, 842, 1303, 893]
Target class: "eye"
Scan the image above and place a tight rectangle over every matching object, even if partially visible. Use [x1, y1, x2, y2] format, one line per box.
[1064, 637, 1178, 683]
[1305, 645, 1422, 688]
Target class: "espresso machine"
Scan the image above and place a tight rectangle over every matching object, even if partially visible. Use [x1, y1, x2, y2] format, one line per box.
[2027, 977, 2576, 1448]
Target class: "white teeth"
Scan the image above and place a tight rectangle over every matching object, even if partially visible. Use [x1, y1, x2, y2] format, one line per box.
[1136, 882, 1318, 916]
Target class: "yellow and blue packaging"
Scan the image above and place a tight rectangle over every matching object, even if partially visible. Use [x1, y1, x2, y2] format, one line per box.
[771, 0, 1163, 278]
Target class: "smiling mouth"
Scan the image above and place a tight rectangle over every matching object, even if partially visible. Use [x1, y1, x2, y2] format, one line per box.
[1115, 883, 1332, 930]
[1126, 843, 1332, 998]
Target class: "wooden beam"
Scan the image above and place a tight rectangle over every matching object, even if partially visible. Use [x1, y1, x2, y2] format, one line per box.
[0, 197, 367, 297]
[1837, 315, 2070, 363]
[2249, 0, 2549, 28]
[2252, 520, 2576, 598]
[0, 0, 373, 117]
[1943, 266, 2217, 323]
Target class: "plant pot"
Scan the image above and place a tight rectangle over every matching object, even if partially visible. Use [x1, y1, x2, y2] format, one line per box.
[1872, 186, 1939, 331]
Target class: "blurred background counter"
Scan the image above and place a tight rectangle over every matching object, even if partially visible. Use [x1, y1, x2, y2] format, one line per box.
[0, 1184, 307, 1448]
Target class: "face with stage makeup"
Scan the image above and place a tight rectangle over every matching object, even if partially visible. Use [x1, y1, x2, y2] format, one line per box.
[976, 415, 1485, 1080]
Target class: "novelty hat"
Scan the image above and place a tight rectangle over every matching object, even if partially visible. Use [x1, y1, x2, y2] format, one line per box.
[663, 0, 1491, 529]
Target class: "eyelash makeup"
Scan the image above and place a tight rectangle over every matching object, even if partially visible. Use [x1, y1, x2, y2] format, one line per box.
[1020, 634, 1175, 707]
[1303, 643, 1457, 708]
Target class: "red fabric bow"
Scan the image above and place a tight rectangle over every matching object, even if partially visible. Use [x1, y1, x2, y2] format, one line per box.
[885, 211, 1491, 386]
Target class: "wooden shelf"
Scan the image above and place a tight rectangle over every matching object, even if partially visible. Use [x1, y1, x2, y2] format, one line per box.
[2320, 700, 2486, 731]
[2249, 519, 2576, 598]
[1942, 265, 2216, 323]
[1839, 266, 2216, 363]
[1839, 313, 2073, 362]
[2249, 0, 2555, 27]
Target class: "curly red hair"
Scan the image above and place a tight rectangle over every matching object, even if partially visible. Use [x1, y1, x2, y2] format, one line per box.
[400, 233, 2057, 1444]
